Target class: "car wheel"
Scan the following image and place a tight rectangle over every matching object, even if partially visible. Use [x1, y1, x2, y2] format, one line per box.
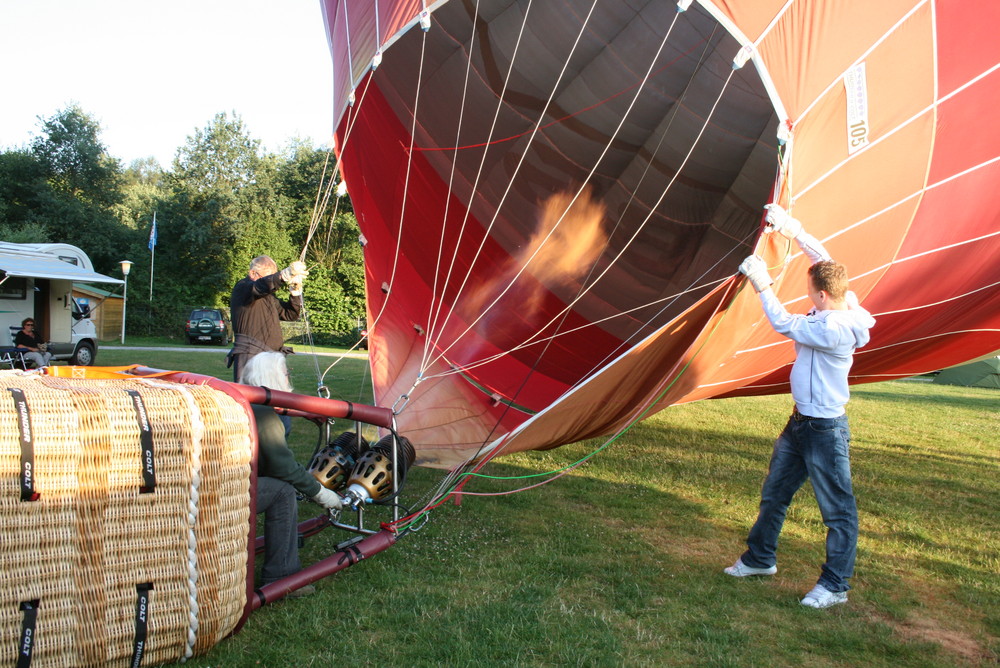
[71, 341, 95, 366]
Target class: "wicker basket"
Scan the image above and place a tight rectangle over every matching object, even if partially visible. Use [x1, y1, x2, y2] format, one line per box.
[0, 371, 252, 667]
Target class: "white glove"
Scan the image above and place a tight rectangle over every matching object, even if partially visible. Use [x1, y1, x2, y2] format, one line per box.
[311, 486, 343, 510]
[288, 279, 303, 297]
[764, 203, 804, 240]
[739, 255, 773, 293]
[280, 261, 309, 283]
[845, 290, 860, 309]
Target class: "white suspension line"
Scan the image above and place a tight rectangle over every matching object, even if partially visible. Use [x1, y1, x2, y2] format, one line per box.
[322, 188, 343, 254]
[420, 0, 483, 373]
[412, 0, 537, 373]
[342, 0, 354, 89]
[420, 0, 600, 364]
[306, 69, 380, 272]
[427, 11, 723, 381]
[301, 149, 337, 262]
[343, 28, 431, 401]
[420, 274, 729, 382]
[493, 65, 745, 371]
[780, 153, 1000, 274]
[472, 261, 746, 473]
[424, 61, 742, 385]
[421, 6, 686, 374]
[423, 239, 752, 509]
[857, 328, 1000, 359]
[425, 218, 754, 386]
[852, 229, 1000, 282]
[794, 61, 1000, 204]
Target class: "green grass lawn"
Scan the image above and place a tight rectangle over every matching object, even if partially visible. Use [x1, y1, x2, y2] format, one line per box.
[91, 349, 999, 666]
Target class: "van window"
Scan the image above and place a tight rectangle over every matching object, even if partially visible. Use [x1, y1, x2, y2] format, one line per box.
[0, 276, 27, 300]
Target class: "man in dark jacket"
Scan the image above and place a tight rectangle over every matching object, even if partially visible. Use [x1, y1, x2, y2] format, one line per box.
[229, 255, 308, 382]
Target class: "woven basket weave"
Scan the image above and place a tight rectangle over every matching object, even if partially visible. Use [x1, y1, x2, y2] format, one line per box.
[0, 371, 252, 667]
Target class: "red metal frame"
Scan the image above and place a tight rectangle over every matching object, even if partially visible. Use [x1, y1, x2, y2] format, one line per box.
[126, 367, 398, 630]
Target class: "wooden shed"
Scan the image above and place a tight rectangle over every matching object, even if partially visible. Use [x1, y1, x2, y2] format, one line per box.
[72, 285, 123, 341]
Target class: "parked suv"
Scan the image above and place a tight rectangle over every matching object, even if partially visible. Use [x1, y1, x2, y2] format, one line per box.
[185, 308, 231, 345]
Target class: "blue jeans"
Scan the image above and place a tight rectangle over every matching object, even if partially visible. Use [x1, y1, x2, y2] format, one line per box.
[741, 414, 857, 592]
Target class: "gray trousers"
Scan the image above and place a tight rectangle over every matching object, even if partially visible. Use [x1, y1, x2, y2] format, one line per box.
[256, 476, 301, 584]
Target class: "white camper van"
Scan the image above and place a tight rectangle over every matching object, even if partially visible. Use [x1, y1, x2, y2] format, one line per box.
[0, 242, 123, 365]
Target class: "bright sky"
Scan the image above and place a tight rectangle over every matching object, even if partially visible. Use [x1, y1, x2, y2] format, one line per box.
[0, 0, 334, 168]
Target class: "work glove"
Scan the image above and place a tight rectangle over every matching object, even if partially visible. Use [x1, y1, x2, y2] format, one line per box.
[739, 255, 773, 293]
[280, 261, 309, 283]
[311, 486, 343, 511]
[288, 279, 303, 297]
[764, 203, 804, 240]
[845, 290, 860, 310]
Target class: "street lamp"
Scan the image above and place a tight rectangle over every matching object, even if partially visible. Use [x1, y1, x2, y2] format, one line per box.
[119, 260, 133, 344]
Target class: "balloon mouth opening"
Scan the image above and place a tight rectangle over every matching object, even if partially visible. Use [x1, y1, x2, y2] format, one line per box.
[335, 0, 780, 395]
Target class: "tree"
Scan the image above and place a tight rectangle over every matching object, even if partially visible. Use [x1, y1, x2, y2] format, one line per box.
[31, 104, 123, 209]
[0, 106, 134, 271]
[116, 158, 168, 231]
[0, 149, 50, 230]
[156, 112, 295, 309]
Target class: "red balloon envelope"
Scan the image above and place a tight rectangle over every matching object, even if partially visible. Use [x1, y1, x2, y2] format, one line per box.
[320, 0, 1000, 468]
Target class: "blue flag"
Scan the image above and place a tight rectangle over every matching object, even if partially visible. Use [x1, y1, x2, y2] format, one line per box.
[148, 213, 158, 251]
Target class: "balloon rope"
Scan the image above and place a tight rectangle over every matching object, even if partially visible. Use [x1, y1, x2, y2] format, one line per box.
[302, 65, 377, 270]
[300, 72, 378, 386]
[420, 64, 744, 384]
[429, 227, 754, 384]
[420, 0, 600, 370]
[420, 5, 685, 375]
[402, 223, 753, 527]
[398, 12, 749, 509]
[416, 0, 538, 372]
[331, 30, 430, 392]
[420, 0, 480, 371]
[391, 274, 744, 530]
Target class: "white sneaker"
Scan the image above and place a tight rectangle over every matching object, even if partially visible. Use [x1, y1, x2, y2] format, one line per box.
[724, 558, 777, 577]
[800, 584, 848, 609]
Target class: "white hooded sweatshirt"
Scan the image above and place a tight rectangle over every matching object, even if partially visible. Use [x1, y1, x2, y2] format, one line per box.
[757, 231, 877, 418]
[759, 290, 876, 417]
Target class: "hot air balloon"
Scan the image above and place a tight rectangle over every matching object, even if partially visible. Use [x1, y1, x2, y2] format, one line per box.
[320, 0, 1000, 469]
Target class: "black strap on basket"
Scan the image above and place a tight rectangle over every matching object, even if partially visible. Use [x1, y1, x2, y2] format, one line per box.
[126, 390, 156, 493]
[17, 599, 39, 668]
[130, 583, 154, 668]
[9, 388, 38, 502]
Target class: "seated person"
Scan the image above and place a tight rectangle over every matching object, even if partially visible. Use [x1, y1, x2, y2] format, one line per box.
[239, 351, 342, 596]
[14, 318, 52, 368]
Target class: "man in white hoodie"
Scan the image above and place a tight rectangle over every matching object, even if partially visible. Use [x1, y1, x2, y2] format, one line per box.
[724, 204, 876, 609]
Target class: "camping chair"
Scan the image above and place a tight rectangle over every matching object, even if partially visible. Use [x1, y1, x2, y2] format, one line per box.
[1, 325, 30, 370]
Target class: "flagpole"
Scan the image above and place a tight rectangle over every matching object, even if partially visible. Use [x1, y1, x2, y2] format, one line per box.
[149, 212, 157, 300]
